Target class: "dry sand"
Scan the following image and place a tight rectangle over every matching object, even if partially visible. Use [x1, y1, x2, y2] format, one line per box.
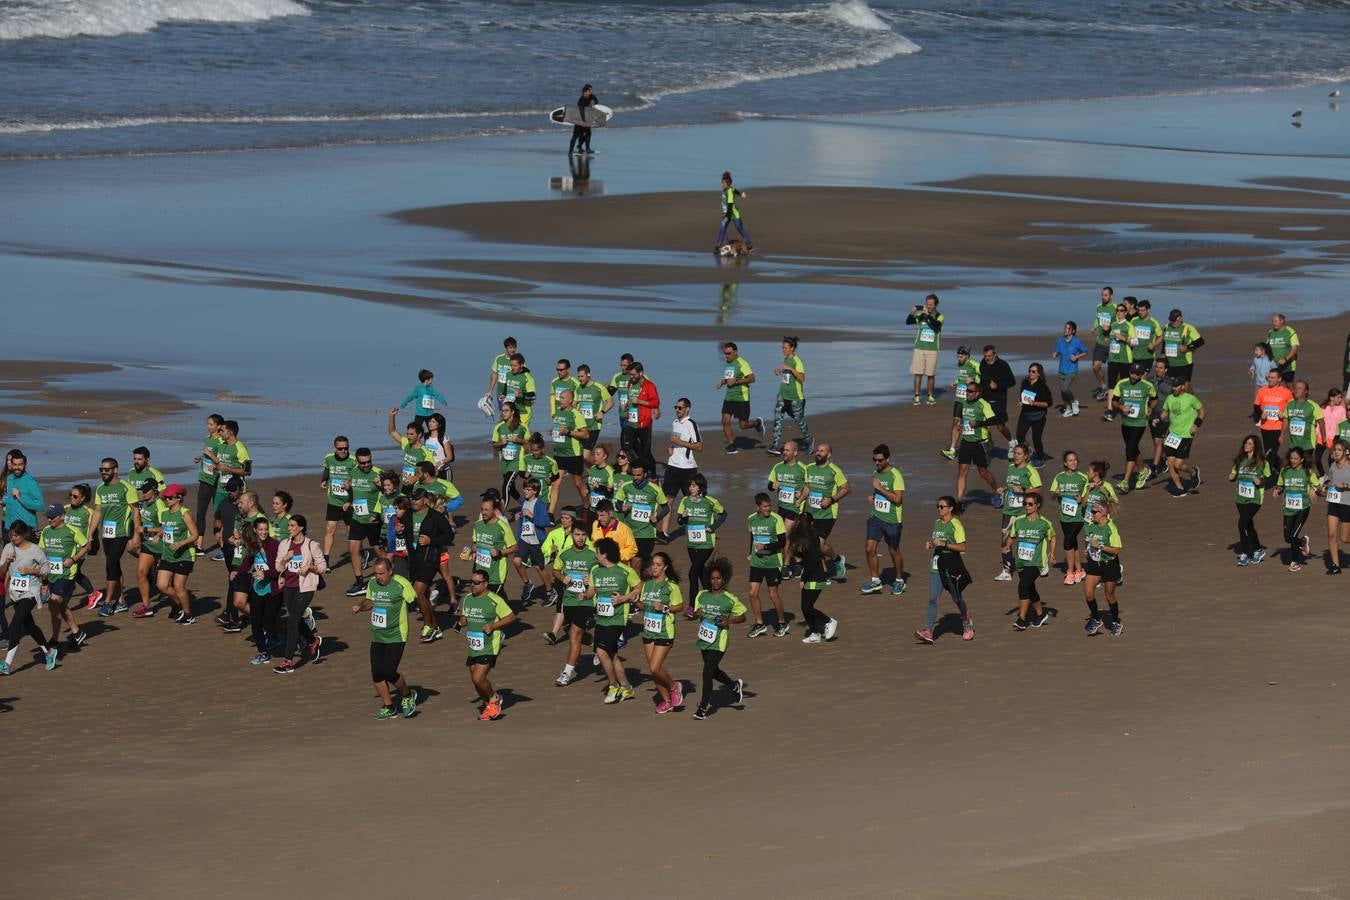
[5, 308, 1350, 898]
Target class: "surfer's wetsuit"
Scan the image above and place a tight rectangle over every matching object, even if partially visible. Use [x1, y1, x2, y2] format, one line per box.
[717, 184, 753, 248]
[570, 91, 599, 154]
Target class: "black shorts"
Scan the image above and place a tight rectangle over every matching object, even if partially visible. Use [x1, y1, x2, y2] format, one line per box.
[229, 574, 252, 595]
[594, 623, 624, 654]
[1163, 437, 1194, 460]
[952, 401, 964, 419]
[466, 654, 497, 668]
[562, 605, 595, 630]
[557, 455, 583, 475]
[1084, 557, 1121, 582]
[777, 507, 800, 522]
[49, 578, 76, 599]
[815, 518, 837, 539]
[1092, 345, 1109, 364]
[1327, 502, 1350, 521]
[102, 536, 129, 580]
[1149, 417, 1168, 440]
[161, 558, 194, 576]
[1121, 425, 1146, 460]
[348, 520, 383, 545]
[749, 566, 782, 586]
[1169, 364, 1193, 383]
[370, 641, 406, 684]
[409, 559, 440, 585]
[642, 636, 674, 647]
[957, 440, 990, 468]
[514, 542, 545, 568]
[721, 400, 751, 421]
[325, 503, 351, 523]
[580, 430, 601, 451]
[987, 399, 1008, 425]
[662, 465, 697, 498]
[1060, 521, 1083, 551]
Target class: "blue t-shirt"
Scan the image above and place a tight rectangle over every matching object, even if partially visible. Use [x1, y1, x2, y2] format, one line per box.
[1055, 336, 1089, 375]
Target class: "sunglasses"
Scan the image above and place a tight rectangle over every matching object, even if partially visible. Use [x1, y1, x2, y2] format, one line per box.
[471, 579, 488, 586]
[98, 468, 114, 473]
[335, 447, 349, 452]
[936, 503, 952, 509]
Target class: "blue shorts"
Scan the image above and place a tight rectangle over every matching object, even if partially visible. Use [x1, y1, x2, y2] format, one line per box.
[866, 518, 901, 549]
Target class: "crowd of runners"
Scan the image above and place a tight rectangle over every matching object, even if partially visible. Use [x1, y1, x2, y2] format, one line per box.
[2, 298, 1348, 722]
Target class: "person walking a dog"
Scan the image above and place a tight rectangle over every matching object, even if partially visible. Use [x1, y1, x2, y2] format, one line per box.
[716, 171, 755, 254]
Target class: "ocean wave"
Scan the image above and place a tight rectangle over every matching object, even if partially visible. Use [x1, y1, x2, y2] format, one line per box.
[0, 0, 309, 41]
[0, 108, 543, 135]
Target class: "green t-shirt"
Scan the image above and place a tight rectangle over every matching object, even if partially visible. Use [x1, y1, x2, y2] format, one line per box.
[1276, 466, 1313, 514]
[268, 513, 292, 540]
[471, 517, 515, 585]
[747, 511, 787, 568]
[1084, 518, 1122, 565]
[574, 382, 610, 430]
[1163, 392, 1204, 438]
[1161, 322, 1200, 365]
[40, 523, 86, 581]
[1002, 464, 1042, 515]
[590, 562, 640, 626]
[639, 579, 684, 640]
[1267, 326, 1299, 371]
[769, 460, 808, 514]
[554, 544, 598, 606]
[127, 465, 165, 493]
[869, 466, 905, 524]
[959, 398, 995, 443]
[609, 371, 632, 410]
[349, 466, 383, 523]
[693, 589, 746, 652]
[139, 498, 168, 555]
[912, 311, 943, 351]
[617, 479, 667, 539]
[1050, 470, 1089, 523]
[678, 494, 724, 549]
[1093, 302, 1115, 347]
[953, 359, 981, 402]
[551, 407, 586, 458]
[1231, 459, 1270, 505]
[928, 517, 965, 572]
[550, 376, 580, 415]
[1130, 316, 1161, 353]
[63, 503, 92, 537]
[212, 440, 251, 497]
[366, 575, 417, 644]
[1085, 481, 1118, 514]
[1107, 320, 1135, 364]
[491, 353, 512, 396]
[1112, 377, 1157, 427]
[521, 453, 560, 506]
[462, 590, 513, 657]
[323, 453, 359, 508]
[398, 438, 435, 484]
[493, 421, 526, 474]
[199, 435, 225, 484]
[721, 356, 753, 402]
[159, 507, 195, 564]
[502, 369, 536, 413]
[94, 480, 138, 539]
[1006, 515, 1053, 570]
[803, 462, 848, 520]
[586, 465, 615, 510]
[778, 355, 805, 402]
[1284, 399, 1321, 451]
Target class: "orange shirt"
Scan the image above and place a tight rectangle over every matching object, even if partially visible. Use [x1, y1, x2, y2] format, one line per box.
[1254, 385, 1293, 431]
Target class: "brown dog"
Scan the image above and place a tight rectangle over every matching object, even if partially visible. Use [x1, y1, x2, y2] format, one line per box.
[718, 239, 750, 258]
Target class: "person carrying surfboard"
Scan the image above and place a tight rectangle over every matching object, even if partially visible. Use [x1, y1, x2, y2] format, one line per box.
[717, 171, 754, 254]
[569, 84, 599, 156]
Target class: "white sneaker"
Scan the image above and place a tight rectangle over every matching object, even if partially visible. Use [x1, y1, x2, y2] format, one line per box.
[1061, 407, 1074, 418]
[302, 607, 316, 632]
[554, 669, 574, 687]
[1007, 439, 1018, 450]
[994, 568, 1013, 582]
[823, 618, 838, 641]
[801, 633, 822, 644]
[1071, 402, 1080, 416]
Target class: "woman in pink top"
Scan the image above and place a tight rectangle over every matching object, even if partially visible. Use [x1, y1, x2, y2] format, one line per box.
[1318, 388, 1347, 475]
[271, 515, 328, 675]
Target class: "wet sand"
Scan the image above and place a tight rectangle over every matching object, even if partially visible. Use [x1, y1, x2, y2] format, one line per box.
[0, 360, 191, 441]
[5, 312, 1350, 898]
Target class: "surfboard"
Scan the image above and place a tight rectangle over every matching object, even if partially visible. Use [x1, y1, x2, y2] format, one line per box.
[549, 104, 614, 128]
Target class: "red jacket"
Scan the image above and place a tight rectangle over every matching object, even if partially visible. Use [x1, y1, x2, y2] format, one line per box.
[631, 378, 661, 430]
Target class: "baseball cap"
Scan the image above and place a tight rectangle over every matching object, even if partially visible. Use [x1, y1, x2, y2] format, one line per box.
[1168, 308, 1183, 322]
[1129, 362, 1147, 375]
[162, 483, 186, 499]
[1169, 375, 1186, 387]
[409, 488, 429, 500]
[956, 345, 971, 356]
[138, 479, 159, 493]
[224, 475, 244, 492]
[45, 503, 64, 518]
[480, 488, 502, 501]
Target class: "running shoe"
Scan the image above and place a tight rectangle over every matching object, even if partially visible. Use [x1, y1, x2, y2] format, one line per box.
[342, 579, 365, 598]
[1084, 618, 1103, 636]
[220, 622, 244, 634]
[1012, 619, 1028, 631]
[178, 615, 195, 625]
[1031, 611, 1051, 628]
[45, 647, 59, 670]
[724, 443, 739, 455]
[374, 706, 398, 720]
[132, 604, 155, 618]
[962, 620, 975, 641]
[891, 579, 907, 596]
[1289, 561, 1303, 572]
[990, 494, 1004, 510]
[657, 531, 672, 544]
[592, 654, 600, 667]
[994, 568, 1012, 582]
[618, 685, 635, 702]
[1063, 571, 1075, 586]
[1060, 408, 1074, 418]
[914, 629, 935, 644]
[542, 589, 559, 607]
[693, 704, 711, 720]
[302, 607, 316, 632]
[0, 661, 8, 675]
[1007, 439, 1018, 452]
[479, 698, 501, 721]
[214, 612, 231, 626]
[519, 583, 533, 604]
[401, 691, 419, 718]
[859, 578, 883, 594]
[1031, 456, 1048, 469]
[747, 622, 768, 638]
[1108, 620, 1124, 637]
[926, 395, 937, 406]
[754, 417, 765, 437]
[71, 630, 88, 648]
[84, 590, 104, 611]
[554, 669, 575, 687]
[1102, 411, 1115, 422]
[1252, 548, 1267, 564]
[210, 549, 225, 562]
[733, 678, 745, 705]
[1075, 569, 1087, 584]
[272, 660, 296, 675]
[670, 683, 684, 708]
[940, 448, 956, 461]
[113, 600, 129, 614]
[97, 605, 116, 618]
[912, 395, 922, 406]
[1170, 487, 1191, 498]
[428, 586, 441, 604]
[616, 633, 627, 650]
[1329, 565, 1342, 575]
[307, 635, 323, 660]
[1070, 402, 1081, 416]
[832, 554, 846, 580]
[765, 446, 783, 457]
[1134, 470, 1149, 490]
[773, 622, 790, 638]
[1191, 465, 1203, 487]
[361, 548, 373, 569]
[823, 618, 839, 641]
[1301, 535, 1311, 558]
[603, 684, 620, 704]
[420, 625, 443, 643]
[802, 632, 822, 644]
[250, 653, 271, 666]
[543, 632, 562, 646]
[1237, 554, 1250, 567]
[655, 698, 673, 714]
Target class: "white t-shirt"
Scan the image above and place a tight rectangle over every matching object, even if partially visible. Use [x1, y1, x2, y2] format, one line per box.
[667, 416, 701, 470]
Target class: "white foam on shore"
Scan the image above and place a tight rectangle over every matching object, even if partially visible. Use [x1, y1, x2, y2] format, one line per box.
[0, 0, 308, 41]
[0, 108, 541, 135]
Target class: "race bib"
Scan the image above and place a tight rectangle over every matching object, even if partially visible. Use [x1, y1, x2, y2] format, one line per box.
[1135, 325, 1153, 342]
[8, 574, 33, 594]
[46, 557, 64, 577]
[1237, 480, 1256, 500]
[401, 464, 415, 480]
[1060, 496, 1080, 517]
[251, 563, 268, 578]
[497, 364, 510, 381]
[1109, 341, 1122, 356]
[1284, 493, 1305, 511]
[808, 491, 825, 510]
[627, 405, 639, 425]
[961, 418, 975, 437]
[687, 525, 708, 544]
[580, 402, 595, 420]
[919, 327, 937, 345]
[1289, 418, 1306, 438]
[955, 383, 968, 401]
[1016, 540, 1037, 562]
[501, 443, 519, 461]
[1088, 544, 1103, 563]
[1005, 492, 1024, 510]
[330, 479, 349, 498]
[723, 366, 737, 383]
[288, 555, 304, 573]
[596, 598, 615, 618]
[200, 458, 215, 476]
[394, 537, 407, 553]
[566, 574, 586, 594]
[872, 494, 892, 514]
[102, 522, 117, 539]
[781, 370, 793, 385]
[643, 610, 665, 634]
[588, 491, 605, 509]
[1097, 311, 1111, 330]
[630, 503, 653, 523]
[551, 428, 563, 444]
[467, 631, 486, 652]
[1328, 487, 1344, 504]
[1262, 405, 1280, 422]
[420, 395, 435, 410]
[474, 547, 492, 569]
[352, 499, 370, 517]
[777, 486, 797, 506]
[1164, 433, 1183, 449]
[1123, 401, 1141, 419]
[753, 534, 771, 551]
[697, 620, 720, 643]
[1020, 389, 1037, 406]
[370, 608, 387, 628]
[1164, 342, 1179, 358]
[521, 520, 536, 539]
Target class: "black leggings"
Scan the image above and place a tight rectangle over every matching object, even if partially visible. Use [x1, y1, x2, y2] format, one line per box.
[5, 597, 47, 651]
[282, 588, 317, 660]
[1015, 413, 1047, 459]
[1260, 430, 1281, 469]
[501, 471, 520, 503]
[700, 648, 736, 708]
[1061, 521, 1083, 552]
[1313, 445, 1329, 476]
[1017, 567, 1041, 603]
[1284, 510, 1310, 563]
[687, 547, 713, 593]
[195, 482, 215, 544]
[801, 587, 829, 635]
[250, 590, 284, 650]
[1237, 503, 1262, 557]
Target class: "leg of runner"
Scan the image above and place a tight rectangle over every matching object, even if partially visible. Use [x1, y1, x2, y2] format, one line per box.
[746, 581, 765, 633]
[1236, 503, 1261, 562]
[134, 551, 155, 609]
[767, 582, 787, 635]
[862, 537, 883, 592]
[644, 641, 674, 708]
[1082, 571, 1103, 634]
[279, 587, 317, 668]
[3, 597, 54, 672]
[1102, 575, 1121, 633]
[469, 660, 496, 710]
[800, 586, 828, 639]
[1285, 508, 1310, 571]
[195, 482, 213, 552]
[694, 648, 738, 718]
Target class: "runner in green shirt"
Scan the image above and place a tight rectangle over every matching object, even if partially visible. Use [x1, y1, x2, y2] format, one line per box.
[1275, 447, 1314, 571]
[522, 437, 562, 517]
[1161, 379, 1206, 496]
[133, 481, 166, 618]
[193, 413, 225, 548]
[586, 536, 641, 703]
[471, 498, 517, 590]
[573, 365, 613, 465]
[90, 458, 142, 615]
[387, 409, 435, 489]
[552, 523, 599, 687]
[320, 435, 358, 561]
[1228, 435, 1270, 566]
[641, 551, 686, 713]
[345, 449, 384, 595]
[1161, 309, 1204, 385]
[1267, 313, 1300, 382]
[716, 342, 763, 453]
[860, 443, 907, 596]
[802, 443, 850, 537]
[953, 383, 1001, 507]
[459, 572, 517, 721]
[484, 336, 517, 402]
[1082, 504, 1124, 636]
[1049, 451, 1090, 585]
[1130, 299, 1163, 362]
[154, 485, 199, 624]
[501, 354, 538, 428]
[768, 441, 809, 532]
[615, 461, 667, 560]
[676, 472, 725, 593]
[1091, 286, 1116, 399]
[944, 346, 984, 458]
[1102, 303, 1136, 420]
[549, 358, 580, 418]
[609, 353, 634, 423]
[1111, 363, 1159, 491]
[491, 402, 527, 501]
[1284, 380, 1321, 454]
[585, 444, 617, 513]
[352, 559, 419, 720]
[207, 420, 251, 506]
[997, 444, 1043, 580]
[1003, 492, 1055, 631]
[691, 556, 747, 720]
[39, 505, 90, 648]
[551, 388, 590, 506]
[745, 493, 788, 637]
[770, 337, 811, 454]
[917, 496, 973, 643]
